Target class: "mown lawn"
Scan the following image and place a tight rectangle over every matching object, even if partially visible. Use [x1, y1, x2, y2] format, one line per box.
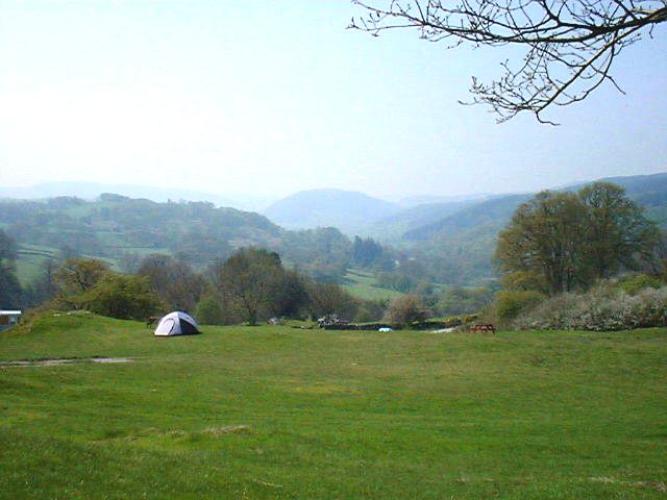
[0, 313, 665, 498]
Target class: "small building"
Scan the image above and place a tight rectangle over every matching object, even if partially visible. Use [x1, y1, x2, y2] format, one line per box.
[0, 310, 22, 332]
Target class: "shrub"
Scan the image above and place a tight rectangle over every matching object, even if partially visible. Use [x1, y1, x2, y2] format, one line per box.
[618, 274, 663, 295]
[78, 274, 161, 321]
[354, 299, 387, 323]
[494, 290, 545, 321]
[514, 286, 667, 331]
[384, 294, 427, 326]
[195, 294, 225, 325]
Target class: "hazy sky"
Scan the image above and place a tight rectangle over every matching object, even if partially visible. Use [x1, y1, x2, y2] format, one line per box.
[1, 0, 666, 200]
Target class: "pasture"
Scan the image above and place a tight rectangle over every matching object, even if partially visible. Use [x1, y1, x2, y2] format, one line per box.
[0, 313, 665, 498]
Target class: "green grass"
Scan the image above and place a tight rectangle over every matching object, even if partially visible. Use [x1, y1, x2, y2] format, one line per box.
[0, 313, 665, 498]
[15, 244, 59, 286]
[342, 269, 405, 301]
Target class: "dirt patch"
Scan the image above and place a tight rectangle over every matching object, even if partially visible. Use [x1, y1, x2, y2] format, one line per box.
[202, 425, 251, 437]
[0, 357, 132, 368]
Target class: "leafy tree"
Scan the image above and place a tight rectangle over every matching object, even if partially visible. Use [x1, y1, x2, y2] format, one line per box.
[306, 281, 359, 320]
[214, 248, 287, 325]
[137, 254, 205, 312]
[351, 0, 667, 123]
[352, 236, 384, 268]
[496, 183, 660, 294]
[579, 182, 660, 279]
[79, 274, 161, 320]
[496, 191, 585, 294]
[194, 293, 226, 325]
[54, 258, 110, 297]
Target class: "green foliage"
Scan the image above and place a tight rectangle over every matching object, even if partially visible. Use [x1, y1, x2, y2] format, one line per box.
[0, 196, 359, 283]
[353, 299, 387, 323]
[351, 236, 384, 268]
[497, 183, 660, 295]
[340, 269, 403, 301]
[384, 294, 428, 326]
[194, 293, 225, 325]
[306, 281, 359, 320]
[214, 248, 310, 325]
[495, 290, 545, 321]
[618, 273, 664, 295]
[437, 286, 494, 316]
[54, 258, 110, 297]
[77, 274, 160, 320]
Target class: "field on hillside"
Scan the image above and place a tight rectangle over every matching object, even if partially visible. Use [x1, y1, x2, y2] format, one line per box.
[0, 313, 665, 498]
[341, 269, 405, 301]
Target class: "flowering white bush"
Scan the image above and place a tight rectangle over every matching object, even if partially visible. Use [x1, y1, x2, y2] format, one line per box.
[514, 286, 667, 331]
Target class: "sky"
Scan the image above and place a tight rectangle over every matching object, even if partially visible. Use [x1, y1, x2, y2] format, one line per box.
[0, 0, 666, 202]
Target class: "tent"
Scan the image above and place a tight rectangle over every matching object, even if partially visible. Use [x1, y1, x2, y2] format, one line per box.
[154, 311, 200, 336]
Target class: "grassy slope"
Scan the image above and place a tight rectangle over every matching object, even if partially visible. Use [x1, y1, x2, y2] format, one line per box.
[341, 269, 404, 301]
[0, 313, 665, 498]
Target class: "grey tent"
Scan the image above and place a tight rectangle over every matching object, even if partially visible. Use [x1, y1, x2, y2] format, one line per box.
[154, 311, 200, 336]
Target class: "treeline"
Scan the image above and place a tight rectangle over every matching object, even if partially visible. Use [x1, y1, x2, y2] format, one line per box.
[0, 239, 391, 325]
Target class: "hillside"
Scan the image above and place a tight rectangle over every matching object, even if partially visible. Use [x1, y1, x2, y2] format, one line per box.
[364, 199, 479, 241]
[263, 189, 400, 234]
[0, 194, 355, 284]
[0, 181, 273, 212]
[0, 313, 664, 498]
[396, 173, 667, 285]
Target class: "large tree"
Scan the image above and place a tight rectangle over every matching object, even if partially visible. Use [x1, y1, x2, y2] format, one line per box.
[496, 183, 660, 294]
[579, 182, 660, 279]
[496, 191, 585, 293]
[351, 1, 666, 123]
[137, 254, 205, 312]
[215, 248, 292, 325]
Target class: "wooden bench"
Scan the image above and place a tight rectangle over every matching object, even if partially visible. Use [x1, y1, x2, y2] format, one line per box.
[470, 323, 496, 335]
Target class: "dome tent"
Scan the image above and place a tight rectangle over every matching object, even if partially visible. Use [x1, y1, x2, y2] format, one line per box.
[154, 311, 200, 336]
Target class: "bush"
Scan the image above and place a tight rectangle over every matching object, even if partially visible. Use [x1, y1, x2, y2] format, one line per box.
[514, 286, 667, 331]
[195, 294, 225, 325]
[354, 299, 387, 323]
[78, 274, 161, 321]
[384, 294, 427, 326]
[494, 290, 545, 321]
[618, 274, 663, 295]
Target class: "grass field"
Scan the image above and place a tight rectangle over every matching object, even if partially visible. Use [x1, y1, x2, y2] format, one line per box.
[0, 313, 665, 498]
[341, 269, 404, 301]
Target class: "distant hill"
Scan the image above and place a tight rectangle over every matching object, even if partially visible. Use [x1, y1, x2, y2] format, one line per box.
[596, 172, 667, 210]
[398, 173, 667, 285]
[0, 181, 274, 212]
[403, 194, 532, 242]
[365, 199, 480, 241]
[263, 189, 400, 235]
[0, 194, 355, 283]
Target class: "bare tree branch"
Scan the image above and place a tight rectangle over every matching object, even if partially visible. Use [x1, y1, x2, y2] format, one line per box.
[350, 0, 666, 123]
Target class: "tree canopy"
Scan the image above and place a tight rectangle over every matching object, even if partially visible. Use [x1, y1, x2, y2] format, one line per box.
[351, 0, 667, 123]
[496, 182, 660, 294]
